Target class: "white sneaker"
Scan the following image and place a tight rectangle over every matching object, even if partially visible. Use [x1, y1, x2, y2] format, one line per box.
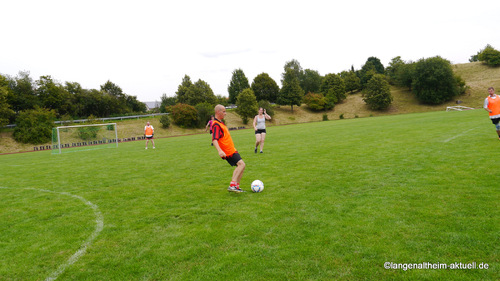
[145, 147, 148, 149]
[153, 147, 155, 149]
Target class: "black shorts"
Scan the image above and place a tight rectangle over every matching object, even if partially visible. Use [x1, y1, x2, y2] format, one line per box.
[491, 118, 500, 125]
[225, 152, 242, 167]
[255, 129, 267, 134]
[146, 136, 154, 139]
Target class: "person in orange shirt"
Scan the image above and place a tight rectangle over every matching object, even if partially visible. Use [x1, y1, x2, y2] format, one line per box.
[483, 87, 500, 140]
[144, 121, 155, 149]
[212, 104, 246, 192]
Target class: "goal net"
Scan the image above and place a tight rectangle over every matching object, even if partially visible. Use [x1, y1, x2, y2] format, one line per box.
[52, 123, 118, 154]
[446, 106, 475, 111]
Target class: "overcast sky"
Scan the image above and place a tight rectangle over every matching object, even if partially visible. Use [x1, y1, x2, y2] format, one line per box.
[2, 0, 499, 102]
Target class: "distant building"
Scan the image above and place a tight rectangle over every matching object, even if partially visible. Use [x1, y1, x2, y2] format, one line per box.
[144, 101, 161, 111]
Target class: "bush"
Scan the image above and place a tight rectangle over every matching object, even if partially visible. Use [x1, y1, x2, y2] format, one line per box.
[322, 113, 328, 121]
[412, 56, 458, 105]
[78, 126, 101, 140]
[167, 103, 198, 128]
[478, 45, 500, 66]
[14, 106, 56, 144]
[159, 114, 171, 128]
[363, 74, 393, 110]
[303, 92, 327, 111]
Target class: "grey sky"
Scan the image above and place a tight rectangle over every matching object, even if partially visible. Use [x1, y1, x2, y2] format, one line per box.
[2, 0, 499, 102]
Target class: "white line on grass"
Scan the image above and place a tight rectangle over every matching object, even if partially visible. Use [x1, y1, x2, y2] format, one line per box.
[0, 187, 103, 281]
[442, 128, 476, 143]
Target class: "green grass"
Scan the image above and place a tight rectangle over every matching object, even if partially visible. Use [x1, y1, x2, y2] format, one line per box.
[0, 110, 498, 280]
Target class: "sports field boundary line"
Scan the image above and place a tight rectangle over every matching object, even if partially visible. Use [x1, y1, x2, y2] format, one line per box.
[0, 187, 104, 281]
[442, 127, 476, 143]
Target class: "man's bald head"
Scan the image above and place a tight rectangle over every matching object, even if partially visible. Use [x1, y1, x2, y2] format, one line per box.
[214, 104, 226, 119]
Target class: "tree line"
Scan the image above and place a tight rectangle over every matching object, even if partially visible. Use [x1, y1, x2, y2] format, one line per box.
[0, 72, 146, 127]
[1, 44, 497, 144]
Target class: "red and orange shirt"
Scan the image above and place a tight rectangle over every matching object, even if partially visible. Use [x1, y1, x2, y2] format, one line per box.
[212, 119, 237, 157]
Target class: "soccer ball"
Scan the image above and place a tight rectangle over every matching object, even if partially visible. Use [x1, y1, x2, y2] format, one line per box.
[251, 180, 264, 193]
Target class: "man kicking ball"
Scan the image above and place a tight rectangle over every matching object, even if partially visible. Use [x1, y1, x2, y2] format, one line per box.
[212, 104, 246, 193]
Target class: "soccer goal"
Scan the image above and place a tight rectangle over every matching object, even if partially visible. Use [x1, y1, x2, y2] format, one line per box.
[446, 106, 475, 111]
[52, 123, 118, 154]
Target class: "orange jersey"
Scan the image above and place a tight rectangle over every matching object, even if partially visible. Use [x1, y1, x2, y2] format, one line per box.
[487, 96, 500, 117]
[145, 125, 154, 137]
[212, 119, 236, 156]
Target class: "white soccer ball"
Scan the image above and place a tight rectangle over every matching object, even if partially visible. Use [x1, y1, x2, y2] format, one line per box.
[251, 180, 264, 193]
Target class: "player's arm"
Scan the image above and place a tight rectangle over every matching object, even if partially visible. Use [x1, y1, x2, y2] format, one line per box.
[212, 124, 226, 158]
[213, 140, 226, 158]
[484, 98, 492, 113]
[253, 116, 257, 130]
[264, 109, 271, 120]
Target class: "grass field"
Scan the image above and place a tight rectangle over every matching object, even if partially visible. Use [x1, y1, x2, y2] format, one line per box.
[0, 109, 498, 280]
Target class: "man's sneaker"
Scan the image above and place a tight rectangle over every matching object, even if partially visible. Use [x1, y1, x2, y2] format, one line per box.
[228, 186, 245, 193]
[145, 147, 148, 149]
[260, 150, 263, 153]
[153, 147, 155, 149]
[254, 147, 257, 153]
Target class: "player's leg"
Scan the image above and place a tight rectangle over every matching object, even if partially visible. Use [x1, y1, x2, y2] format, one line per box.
[232, 159, 245, 184]
[254, 133, 261, 153]
[260, 133, 266, 152]
[152, 139, 155, 149]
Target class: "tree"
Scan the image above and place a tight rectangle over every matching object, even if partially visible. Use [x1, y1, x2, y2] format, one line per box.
[251, 73, 279, 103]
[160, 94, 176, 113]
[366, 56, 385, 74]
[478, 45, 500, 66]
[363, 74, 393, 110]
[8, 71, 38, 112]
[176, 76, 216, 106]
[341, 70, 361, 93]
[228, 69, 250, 104]
[36, 75, 73, 116]
[301, 69, 322, 94]
[359, 57, 384, 88]
[284, 59, 304, 83]
[278, 68, 304, 112]
[13, 106, 56, 144]
[235, 88, 258, 124]
[195, 102, 215, 128]
[303, 92, 327, 111]
[175, 75, 193, 104]
[395, 62, 415, 90]
[100, 80, 128, 114]
[320, 73, 346, 109]
[126, 95, 147, 113]
[385, 56, 405, 85]
[412, 56, 459, 105]
[188, 79, 217, 106]
[0, 85, 15, 127]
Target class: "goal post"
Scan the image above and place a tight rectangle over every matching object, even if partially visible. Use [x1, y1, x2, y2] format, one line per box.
[52, 123, 118, 154]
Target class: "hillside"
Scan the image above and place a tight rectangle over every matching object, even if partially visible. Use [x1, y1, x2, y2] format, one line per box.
[1, 62, 499, 154]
